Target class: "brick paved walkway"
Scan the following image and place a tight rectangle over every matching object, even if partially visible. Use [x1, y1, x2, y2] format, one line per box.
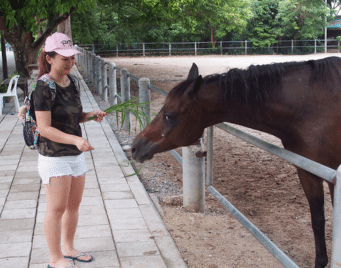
[0, 67, 186, 268]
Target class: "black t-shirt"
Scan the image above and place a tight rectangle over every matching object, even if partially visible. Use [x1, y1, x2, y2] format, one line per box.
[34, 75, 83, 156]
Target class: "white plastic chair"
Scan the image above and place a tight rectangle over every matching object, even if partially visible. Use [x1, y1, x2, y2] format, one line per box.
[0, 75, 20, 116]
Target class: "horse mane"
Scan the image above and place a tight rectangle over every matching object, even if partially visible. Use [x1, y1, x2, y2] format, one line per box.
[169, 57, 338, 107]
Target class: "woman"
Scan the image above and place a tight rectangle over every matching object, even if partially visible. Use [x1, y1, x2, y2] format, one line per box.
[35, 32, 107, 268]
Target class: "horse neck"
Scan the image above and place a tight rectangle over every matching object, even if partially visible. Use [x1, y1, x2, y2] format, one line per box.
[199, 81, 291, 142]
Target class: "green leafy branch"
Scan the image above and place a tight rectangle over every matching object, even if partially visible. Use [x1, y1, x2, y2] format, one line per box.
[88, 98, 151, 132]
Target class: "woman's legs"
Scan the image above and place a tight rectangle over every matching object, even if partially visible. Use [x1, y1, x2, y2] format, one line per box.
[62, 174, 89, 259]
[44, 175, 74, 267]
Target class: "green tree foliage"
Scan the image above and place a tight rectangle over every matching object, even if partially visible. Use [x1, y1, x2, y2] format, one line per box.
[175, 0, 252, 44]
[276, 0, 328, 41]
[0, 0, 94, 77]
[72, 0, 252, 46]
[246, 0, 279, 48]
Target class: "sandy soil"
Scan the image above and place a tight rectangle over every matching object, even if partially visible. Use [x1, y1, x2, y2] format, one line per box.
[92, 54, 338, 268]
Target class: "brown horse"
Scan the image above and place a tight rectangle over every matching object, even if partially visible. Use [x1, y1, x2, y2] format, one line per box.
[132, 56, 341, 268]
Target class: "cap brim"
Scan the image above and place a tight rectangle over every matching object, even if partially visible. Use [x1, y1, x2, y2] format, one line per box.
[54, 48, 81, 57]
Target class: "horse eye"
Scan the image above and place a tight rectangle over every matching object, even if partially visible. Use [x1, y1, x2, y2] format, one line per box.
[165, 115, 171, 121]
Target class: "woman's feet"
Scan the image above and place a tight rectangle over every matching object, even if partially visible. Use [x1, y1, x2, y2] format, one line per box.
[63, 248, 93, 262]
[47, 256, 77, 268]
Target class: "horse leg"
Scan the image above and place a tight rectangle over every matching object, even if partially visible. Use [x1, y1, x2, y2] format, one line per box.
[297, 168, 328, 268]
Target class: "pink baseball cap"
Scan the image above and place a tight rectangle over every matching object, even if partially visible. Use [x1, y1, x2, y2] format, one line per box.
[44, 32, 80, 57]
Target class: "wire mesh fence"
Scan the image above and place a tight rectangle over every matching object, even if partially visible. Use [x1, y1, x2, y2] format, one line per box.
[77, 39, 339, 57]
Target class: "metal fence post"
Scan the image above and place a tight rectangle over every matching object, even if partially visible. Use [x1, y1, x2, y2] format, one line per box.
[120, 68, 131, 131]
[96, 55, 101, 95]
[245, 40, 247, 54]
[85, 50, 89, 77]
[182, 145, 205, 212]
[86, 51, 92, 77]
[84, 50, 88, 77]
[109, 63, 117, 106]
[82, 48, 85, 70]
[315, 39, 317, 54]
[101, 59, 108, 101]
[169, 43, 171, 56]
[291, 40, 294, 55]
[143, 42, 145, 56]
[78, 47, 83, 70]
[91, 53, 96, 84]
[332, 165, 341, 267]
[138, 78, 151, 129]
[195, 42, 197, 56]
[207, 126, 214, 185]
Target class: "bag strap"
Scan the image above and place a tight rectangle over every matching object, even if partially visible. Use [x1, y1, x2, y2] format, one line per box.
[37, 74, 57, 106]
[68, 74, 81, 94]
[33, 73, 81, 112]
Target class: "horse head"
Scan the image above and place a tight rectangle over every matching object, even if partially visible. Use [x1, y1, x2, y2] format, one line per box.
[132, 63, 208, 163]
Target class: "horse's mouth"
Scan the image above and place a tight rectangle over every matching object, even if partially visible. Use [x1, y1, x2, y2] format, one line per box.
[131, 139, 158, 163]
[131, 148, 154, 163]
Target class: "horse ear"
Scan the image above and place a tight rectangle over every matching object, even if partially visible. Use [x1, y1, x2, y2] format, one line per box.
[187, 75, 202, 99]
[187, 63, 199, 80]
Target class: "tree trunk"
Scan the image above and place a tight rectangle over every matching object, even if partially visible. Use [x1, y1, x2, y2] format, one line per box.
[57, 16, 72, 39]
[210, 27, 216, 48]
[1, 34, 8, 79]
[3, 26, 45, 78]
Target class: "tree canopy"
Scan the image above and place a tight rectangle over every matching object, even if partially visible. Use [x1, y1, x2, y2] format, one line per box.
[0, 0, 94, 77]
[1, 0, 340, 76]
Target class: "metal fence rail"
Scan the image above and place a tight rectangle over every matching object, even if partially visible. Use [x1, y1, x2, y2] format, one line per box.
[206, 123, 341, 267]
[78, 39, 339, 57]
[207, 186, 299, 268]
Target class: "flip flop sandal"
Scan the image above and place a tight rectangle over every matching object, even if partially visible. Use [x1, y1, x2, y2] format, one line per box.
[64, 253, 93, 263]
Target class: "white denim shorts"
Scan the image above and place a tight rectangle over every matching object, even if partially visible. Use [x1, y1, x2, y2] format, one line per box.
[38, 153, 88, 185]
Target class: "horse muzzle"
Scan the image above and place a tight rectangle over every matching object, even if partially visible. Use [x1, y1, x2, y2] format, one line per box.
[131, 136, 159, 163]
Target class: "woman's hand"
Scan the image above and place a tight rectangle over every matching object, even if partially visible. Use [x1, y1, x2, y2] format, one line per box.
[88, 110, 107, 123]
[75, 137, 94, 152]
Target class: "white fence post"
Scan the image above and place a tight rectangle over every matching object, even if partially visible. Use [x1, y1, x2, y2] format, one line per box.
[91, 53, 96, 83]
[138, 78, 151, 129]
[101, 59, 108, 101]
[96, 56, 102, 95]
[182, 145, 205, 212]
[87, 51, 92, 77]
[82, 50, 86, 75]
[207, 126, 214, 185]
[120, 68, 131, 131]
[332, 165, 341, 268]
[195, 42, 197, 56]
[84, 50, 88, 77]
[245, 40, 247, 54]
[169, 43, 171, 56]
[85, 50, 89, 78]
[109, 63, 117, 106]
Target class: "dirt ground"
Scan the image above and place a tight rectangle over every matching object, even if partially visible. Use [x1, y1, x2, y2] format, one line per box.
[91, 54, 338, 268]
